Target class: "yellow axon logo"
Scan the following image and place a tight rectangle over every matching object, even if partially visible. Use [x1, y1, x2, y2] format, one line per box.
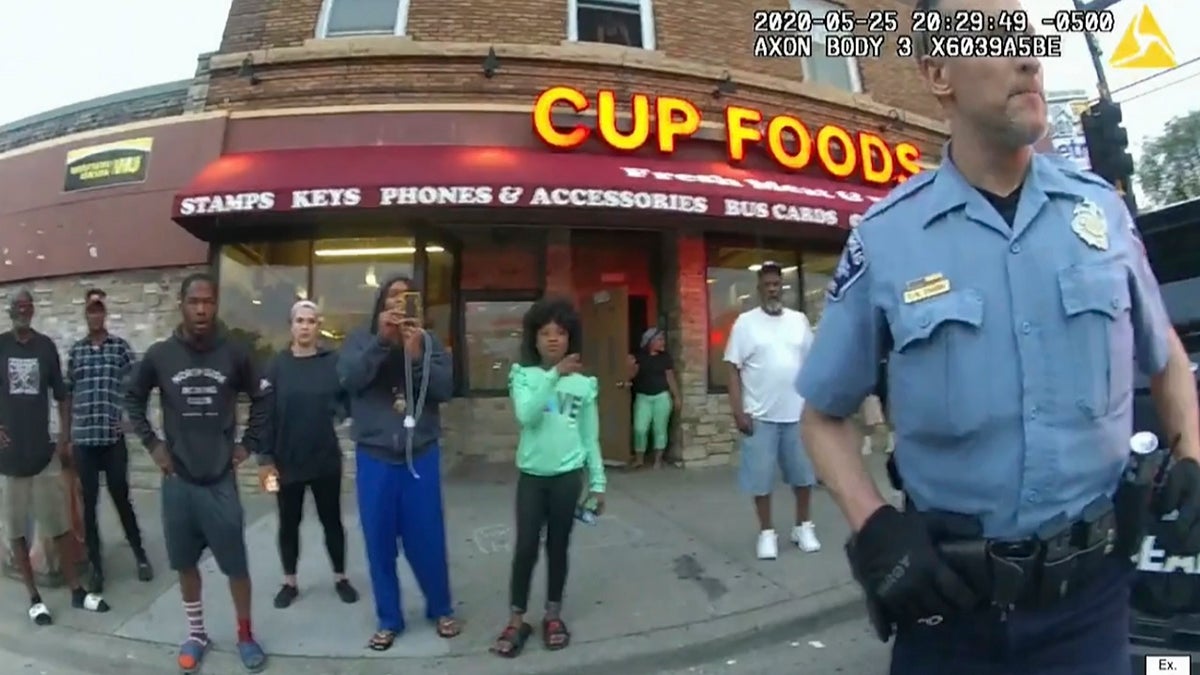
[1109, 4, 1177, 69]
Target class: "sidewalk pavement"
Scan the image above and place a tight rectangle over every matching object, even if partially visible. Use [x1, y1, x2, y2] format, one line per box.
[0, 452, 898, 675]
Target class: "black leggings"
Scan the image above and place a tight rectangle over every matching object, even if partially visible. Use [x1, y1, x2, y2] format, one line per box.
[509, 470, 582, 614]
[277, 473, 346, 576]
[74, 439, 144, 568]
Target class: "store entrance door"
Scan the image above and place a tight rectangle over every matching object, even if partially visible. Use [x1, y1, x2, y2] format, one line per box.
[580, 287, 632, 466]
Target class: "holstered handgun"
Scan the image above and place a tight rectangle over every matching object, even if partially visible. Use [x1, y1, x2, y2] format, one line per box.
[1113, 441, 1168, 560]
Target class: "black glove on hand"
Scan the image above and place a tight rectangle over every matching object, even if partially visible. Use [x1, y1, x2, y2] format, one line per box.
[1156, 457, 1200, 555]
[848, 505, 979, 622]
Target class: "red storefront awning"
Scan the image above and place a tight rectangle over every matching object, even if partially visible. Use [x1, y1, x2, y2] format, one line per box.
[172, 145, 889, 228]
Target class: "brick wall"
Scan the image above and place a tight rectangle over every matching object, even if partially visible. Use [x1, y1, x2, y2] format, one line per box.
[0, 81, 191, 154]
[205, 53, 943, 159]
[213, 0, 938, 120]
[672, 232, 738, 466]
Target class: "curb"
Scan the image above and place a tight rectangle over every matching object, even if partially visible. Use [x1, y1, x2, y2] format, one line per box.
[553, 581, 868, 675]
[0, 581, 867, 675]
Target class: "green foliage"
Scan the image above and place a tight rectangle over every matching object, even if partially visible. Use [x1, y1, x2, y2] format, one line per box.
[1137, 110, 1200, 208]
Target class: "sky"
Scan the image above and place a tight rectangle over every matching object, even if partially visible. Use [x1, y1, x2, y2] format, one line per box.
[0, 1, 1195, 182]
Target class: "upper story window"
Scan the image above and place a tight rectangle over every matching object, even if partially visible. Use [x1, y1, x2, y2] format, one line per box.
[790, 0, 862, 92]
[568, 0, 657, 50]
[316, 0, 411, 38]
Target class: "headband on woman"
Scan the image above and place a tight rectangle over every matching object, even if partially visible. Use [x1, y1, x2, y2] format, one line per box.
[290, 299, 319, 321]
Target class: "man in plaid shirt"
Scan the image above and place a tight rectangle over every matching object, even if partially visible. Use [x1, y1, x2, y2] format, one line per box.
[66, 289, 152, 592]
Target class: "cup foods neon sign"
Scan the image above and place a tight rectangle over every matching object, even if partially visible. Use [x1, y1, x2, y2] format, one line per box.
[532, 86, 922, 186]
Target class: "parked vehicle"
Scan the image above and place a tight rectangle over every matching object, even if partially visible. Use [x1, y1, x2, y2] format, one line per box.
[1129, 199, 1200, 670]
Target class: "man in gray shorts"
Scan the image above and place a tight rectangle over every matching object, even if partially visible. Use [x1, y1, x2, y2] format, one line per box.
[723, 263, 822, 561]
[125, 273, 270, 674]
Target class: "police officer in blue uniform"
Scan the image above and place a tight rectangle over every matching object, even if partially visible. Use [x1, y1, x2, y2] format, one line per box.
[797, 0, 1200, 672]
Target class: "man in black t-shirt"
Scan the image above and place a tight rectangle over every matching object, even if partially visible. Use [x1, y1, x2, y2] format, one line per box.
[0, 290, 108, 625]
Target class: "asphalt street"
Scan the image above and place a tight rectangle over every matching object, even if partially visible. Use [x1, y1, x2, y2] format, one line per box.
[658, 616, 1200, 675]
[660, 615, 888, 675]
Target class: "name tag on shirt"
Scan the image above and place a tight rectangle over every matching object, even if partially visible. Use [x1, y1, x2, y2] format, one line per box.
[903, 273, 951, 304]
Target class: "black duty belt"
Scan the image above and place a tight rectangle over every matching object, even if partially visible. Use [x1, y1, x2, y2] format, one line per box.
[923, 496, 1121, 611]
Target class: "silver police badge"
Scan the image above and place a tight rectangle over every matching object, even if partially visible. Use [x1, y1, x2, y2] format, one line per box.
[1071, 199, 1108, 250]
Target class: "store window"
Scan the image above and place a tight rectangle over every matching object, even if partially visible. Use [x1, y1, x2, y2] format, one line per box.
[569, 0, 657, 50]
[791, 0, 863, 92]
[465, 301, 534, 393]
[706, 239, 802, 391]
[458, 230, 544, 394]
[801, 251, 841, 326]
[316, 0, 410, 38]
[425, 240, 454, 352]
[312, 236, 418, 345]
[217, 241, 311, 364]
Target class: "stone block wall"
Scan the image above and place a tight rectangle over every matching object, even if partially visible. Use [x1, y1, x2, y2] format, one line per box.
[0, 81, 191, 154]
[0, 231, 744, 491]
[671, 233, 737, 468]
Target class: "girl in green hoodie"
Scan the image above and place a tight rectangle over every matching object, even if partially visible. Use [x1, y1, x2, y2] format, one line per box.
[491, 297, 606, 658]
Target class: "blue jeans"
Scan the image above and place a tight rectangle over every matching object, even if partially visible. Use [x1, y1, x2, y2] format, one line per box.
[738, 420, 816, 495]
[890, 559, 1133, 674]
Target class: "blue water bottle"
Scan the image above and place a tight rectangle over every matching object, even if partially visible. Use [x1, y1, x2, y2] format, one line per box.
[575, 501, 598, 525]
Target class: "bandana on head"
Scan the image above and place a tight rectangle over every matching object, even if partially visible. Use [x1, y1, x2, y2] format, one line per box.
[640, 328, 663, 349]
[290, 299, 319, 321]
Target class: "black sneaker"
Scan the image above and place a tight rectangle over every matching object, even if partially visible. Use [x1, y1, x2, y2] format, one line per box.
[273, 584, 299, 609]
[135, 557, 154, 582]
[335, 579, 359, 604]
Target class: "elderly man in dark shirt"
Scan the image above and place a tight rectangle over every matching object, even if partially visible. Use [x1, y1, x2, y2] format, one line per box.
[66, 288, 152, 592]
[0, 289, 109, 625]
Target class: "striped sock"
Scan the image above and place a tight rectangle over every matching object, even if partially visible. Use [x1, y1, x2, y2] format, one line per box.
[184, 600, 205, 638]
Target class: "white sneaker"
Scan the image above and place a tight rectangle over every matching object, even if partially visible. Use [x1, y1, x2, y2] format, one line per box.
[792, 522, 821, 552]
[756, 529, 779, 560]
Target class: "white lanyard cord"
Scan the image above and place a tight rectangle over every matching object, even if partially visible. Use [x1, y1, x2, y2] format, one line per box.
[401, 331, 433, 478]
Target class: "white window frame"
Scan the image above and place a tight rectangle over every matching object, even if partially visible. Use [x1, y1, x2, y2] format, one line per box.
[567, 0, 657, 50]
[315, 0, 411, 39]
[789, 0, 863, 93]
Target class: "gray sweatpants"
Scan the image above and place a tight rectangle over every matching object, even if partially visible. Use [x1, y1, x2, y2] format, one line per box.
[161, 473, 249, 577]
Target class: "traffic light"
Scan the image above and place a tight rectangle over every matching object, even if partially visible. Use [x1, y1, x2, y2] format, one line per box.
[1079, 99, 1135, 190]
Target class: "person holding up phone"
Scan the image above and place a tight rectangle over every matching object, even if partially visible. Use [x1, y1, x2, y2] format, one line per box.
[336, 276, 459, 651]
[491, 297, 606, 658]
[724, 262, 821, 561]
[257, 300, 357, 610]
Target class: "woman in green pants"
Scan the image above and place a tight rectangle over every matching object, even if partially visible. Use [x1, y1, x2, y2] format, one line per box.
[628, 328, 681, 469]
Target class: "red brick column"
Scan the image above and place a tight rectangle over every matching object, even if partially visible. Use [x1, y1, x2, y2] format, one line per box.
[674, 233, 714, 463]
[545, 230, 572, 297]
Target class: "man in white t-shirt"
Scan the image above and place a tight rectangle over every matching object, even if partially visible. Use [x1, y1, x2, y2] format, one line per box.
[724, 261, 820, 560]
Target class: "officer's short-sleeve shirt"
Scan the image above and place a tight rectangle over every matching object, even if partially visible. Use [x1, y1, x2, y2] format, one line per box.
[797, 151, 1172, 539]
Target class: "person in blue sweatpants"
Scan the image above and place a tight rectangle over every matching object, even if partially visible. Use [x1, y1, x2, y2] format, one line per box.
[336, 274, 460, 651]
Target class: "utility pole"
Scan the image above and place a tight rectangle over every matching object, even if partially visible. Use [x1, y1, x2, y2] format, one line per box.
[1071, 0, 1138, 214]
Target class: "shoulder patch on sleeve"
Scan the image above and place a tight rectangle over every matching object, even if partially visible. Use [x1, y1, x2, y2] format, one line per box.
[1126, 211, 1147, 256]
[826, 230, 868, 302]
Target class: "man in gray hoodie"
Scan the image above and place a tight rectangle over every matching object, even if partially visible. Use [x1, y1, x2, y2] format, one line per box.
[124, 272, 269, 673]
[337, 274, 458, 651]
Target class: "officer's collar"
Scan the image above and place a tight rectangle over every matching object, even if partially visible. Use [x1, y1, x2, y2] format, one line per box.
[925, 142, 1076, 230]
